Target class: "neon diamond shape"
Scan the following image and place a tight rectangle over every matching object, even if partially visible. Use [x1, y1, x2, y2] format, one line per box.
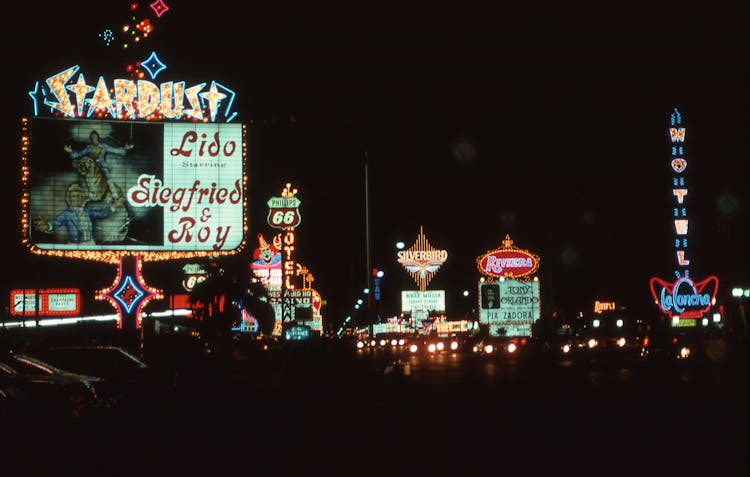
[150, 0, 170, 17]
[141, 51, 167, 79]
[113, 275, 146, 314]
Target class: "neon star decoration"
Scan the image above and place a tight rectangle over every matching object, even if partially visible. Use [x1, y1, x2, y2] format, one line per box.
[66, 74, 95, 117]
[99, 29, 115, 46]
[200, 81, 228, 122]
[397, 226, 448, 291]
[140, 51, 167, 79]
[149, 0, 170, 17]
[97, 255, 162, 329]
[28, 81, 41, 116]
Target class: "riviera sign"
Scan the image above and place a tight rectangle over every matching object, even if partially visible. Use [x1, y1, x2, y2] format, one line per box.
[476, 234, 540, 279]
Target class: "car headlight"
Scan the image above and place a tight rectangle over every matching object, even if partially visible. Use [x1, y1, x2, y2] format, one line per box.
[409, 344, 418, 353]
[507, 343, 517, 354]
[484, 344, 494, 354]
[436, 342, 445, 351]
[562, 344, 571, 354]
[587, 339, 597, 349]
[450, 341, 459, 351]
[428, 343, 437, 353]
[356, 341, 364, 349]
[679, 346, 691, 359]
[617, 337, 626, 347]
[390, 339, 398, 346]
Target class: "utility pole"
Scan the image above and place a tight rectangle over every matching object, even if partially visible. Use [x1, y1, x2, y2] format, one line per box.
[364, 151, 373, 331]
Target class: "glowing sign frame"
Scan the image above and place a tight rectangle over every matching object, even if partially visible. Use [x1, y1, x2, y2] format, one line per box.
[96, 255, 162, 329]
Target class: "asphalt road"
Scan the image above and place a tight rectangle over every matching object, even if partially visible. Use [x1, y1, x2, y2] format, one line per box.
[5, 339, 747, 477]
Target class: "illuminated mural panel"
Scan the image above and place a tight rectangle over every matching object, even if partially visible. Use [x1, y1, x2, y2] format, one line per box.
[23, 118, 246, 262]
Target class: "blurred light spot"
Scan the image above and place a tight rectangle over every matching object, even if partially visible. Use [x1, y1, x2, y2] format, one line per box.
[561, 248, 579, 265]
[500, 210, 516, 227]
[717, 194, 739, 215]
[581, 211, 596, 226]
[453, 141, 476, 161]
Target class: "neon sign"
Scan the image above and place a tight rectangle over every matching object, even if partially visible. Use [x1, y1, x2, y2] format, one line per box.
[397, 226, 447, 291]
[649, 276, 718, 318]
[97, 255, 162, 329]
[29, 66, 238, 122]
[476, 234, 540, 279]
[649, 108, 718, 322]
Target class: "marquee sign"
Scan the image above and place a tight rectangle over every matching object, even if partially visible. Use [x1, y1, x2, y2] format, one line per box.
[650, 109, 718, 322]
[476, 234, 540, 279]
[10, 288, 81, 317]
[401, 290, 446, 314]
[29, 65, 238, 123]
[479, 279, 540, 337]
[21, 118, 247, 263]
[397, 226, 447, 291]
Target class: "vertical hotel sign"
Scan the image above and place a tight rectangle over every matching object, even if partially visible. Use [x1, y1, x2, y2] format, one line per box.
[267, 183, 301, 326]
[649, 109, 718, 323]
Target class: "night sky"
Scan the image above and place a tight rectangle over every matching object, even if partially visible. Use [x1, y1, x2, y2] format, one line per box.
[2, 1, 748, 327]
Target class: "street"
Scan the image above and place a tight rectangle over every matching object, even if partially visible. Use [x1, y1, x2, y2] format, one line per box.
[4, 339, 747, 477]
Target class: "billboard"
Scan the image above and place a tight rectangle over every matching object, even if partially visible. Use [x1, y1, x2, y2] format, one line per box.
[479, 280, 540, 337]
[22, 118, 246, 262]
[401, 290, 446, 313]
[10, 288, 81, 316]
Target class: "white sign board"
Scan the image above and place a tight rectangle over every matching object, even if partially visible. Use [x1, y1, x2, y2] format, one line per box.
[401, 290, 446, 313]
[479, 280, 540, 337]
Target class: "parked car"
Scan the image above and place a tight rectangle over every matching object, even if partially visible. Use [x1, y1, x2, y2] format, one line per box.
[1, 352, 102, 422]
[22, 345, 176, 414]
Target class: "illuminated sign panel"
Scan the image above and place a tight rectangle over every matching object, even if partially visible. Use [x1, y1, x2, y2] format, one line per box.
[479, 280, 540, 337]
[476, 234, 540, 279]
[401, 290, 446, 313]
[10, 288, 81, 316]
[23, 118, 246, 262]
[593, 301, 617, 313]
[397, 226, 447, 291]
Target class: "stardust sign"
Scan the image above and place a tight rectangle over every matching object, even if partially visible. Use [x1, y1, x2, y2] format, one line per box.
[30, 65, 238, 123]
[22, 118, 246, 262]
[476, 234, 540, 279]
